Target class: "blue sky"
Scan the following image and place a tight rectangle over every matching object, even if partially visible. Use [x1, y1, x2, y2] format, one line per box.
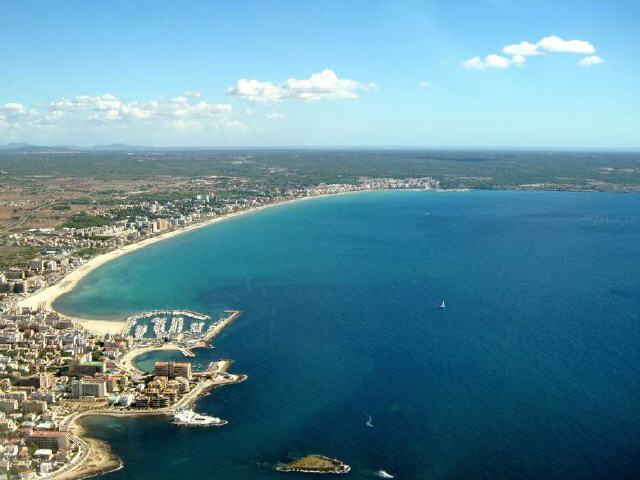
[0, 0, 638, 148]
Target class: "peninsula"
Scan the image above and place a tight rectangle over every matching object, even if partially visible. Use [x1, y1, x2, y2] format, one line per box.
[0, 305, 245, 479]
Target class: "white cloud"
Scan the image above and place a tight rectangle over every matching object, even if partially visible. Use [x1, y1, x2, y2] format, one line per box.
[49, 93, 232, 124]
[227, 69, 375, 103]
[226, 79, 284, 103]
[578, 55, 604, 67]
[0, 102, 54, 131]
[463, 54, 509, 69]
[502, 41, 541, 57]
[51, 94, 122, 112]
[1, 93, 239, 135]
[485, 54, 510, 69]
[418, 81, 433, 88]
[537, 35, 595, 54]
[467, 35, 598, 69]
[463, 56, 484, 69]
[265, 113, 285, 120]
[2, 103, 28, 114]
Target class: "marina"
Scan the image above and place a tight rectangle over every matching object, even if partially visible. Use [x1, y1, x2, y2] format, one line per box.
[117, 310, 242, 376]
[122, 309, 212, 339]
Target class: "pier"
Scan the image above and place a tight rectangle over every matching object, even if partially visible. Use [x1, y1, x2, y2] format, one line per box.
[121, 309, 212, 337]
[200, 310, 241, 343]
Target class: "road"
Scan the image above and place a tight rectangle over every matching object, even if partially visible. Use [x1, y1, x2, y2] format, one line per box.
[0, 199, 59, 234]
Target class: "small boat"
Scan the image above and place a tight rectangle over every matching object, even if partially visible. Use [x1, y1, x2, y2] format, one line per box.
[439, 300, 445, 309]
[365, 414, 373, 428]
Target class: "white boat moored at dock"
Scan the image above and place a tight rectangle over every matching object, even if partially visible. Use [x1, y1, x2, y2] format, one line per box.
[172, 409, 227, 427]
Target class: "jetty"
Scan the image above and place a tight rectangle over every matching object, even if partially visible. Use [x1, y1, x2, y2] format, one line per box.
[200, 309, 241, 343]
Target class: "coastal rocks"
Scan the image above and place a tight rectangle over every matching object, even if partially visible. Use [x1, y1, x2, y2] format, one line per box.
[275, 454, 351, 474]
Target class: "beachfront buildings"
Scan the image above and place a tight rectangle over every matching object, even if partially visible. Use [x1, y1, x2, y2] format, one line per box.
[0, 307, 100, 476]
[70, 378, 108, 398]
[0, 177, 442, 312]
[154, 361, 192, 380]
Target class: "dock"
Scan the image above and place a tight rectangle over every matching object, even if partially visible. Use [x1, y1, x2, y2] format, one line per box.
[121, 309, 213, 336]
[201, 310, 241, 344]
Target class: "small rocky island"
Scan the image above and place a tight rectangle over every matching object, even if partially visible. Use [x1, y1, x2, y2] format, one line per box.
[276, 455, 351, 474]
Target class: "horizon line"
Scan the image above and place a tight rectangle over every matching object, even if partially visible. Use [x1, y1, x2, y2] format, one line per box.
[1, 143, 639, 153]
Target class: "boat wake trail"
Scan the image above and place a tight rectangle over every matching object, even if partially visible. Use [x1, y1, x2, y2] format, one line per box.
[375, 470, 395, 478]
[365, 413, 374, 428]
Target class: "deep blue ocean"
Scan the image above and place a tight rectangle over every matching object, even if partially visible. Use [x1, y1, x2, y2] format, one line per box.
[54, 191, 640, 480]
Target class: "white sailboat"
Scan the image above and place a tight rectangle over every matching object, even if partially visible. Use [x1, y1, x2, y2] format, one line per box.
[439, 300, 445, 309]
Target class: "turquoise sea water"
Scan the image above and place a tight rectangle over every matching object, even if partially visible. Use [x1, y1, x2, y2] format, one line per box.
[55, 191, 640, 480]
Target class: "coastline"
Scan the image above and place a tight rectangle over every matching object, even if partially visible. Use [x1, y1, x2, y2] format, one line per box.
[17, 191, 363, 334]
[48, 417, 123, 480]
[118, 342, 195, 375]
[47, 355, 244, 480]
[13, 188, 441, 479]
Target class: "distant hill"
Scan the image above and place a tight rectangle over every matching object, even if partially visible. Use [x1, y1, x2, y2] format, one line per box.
[0, 143, 35, 150]
[0, 143, 76, 152]
[0, 143, 146, 152]
[91, 143, 150, 151]
[0, 143, 197, 152]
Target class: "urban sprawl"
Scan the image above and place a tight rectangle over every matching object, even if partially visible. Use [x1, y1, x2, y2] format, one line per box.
[0, 177, 439, 300]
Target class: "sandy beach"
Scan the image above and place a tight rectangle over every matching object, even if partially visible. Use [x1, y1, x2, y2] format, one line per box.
[118, 343, 195, 375]
[16, 193, 336, 334]
[49, 416, 122, 480]
[46, 359, 243, 479]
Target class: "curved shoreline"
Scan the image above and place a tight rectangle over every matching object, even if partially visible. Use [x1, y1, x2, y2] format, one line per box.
[17, 191, 366, 333]
[48, 357, 246, 480]
[118, 343, 195, 374]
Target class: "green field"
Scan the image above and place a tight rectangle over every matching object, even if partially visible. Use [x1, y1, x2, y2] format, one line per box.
[0, 245, 40, 270]
[0, 148, 638, 191]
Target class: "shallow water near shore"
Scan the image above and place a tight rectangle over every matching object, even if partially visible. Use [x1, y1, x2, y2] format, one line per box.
[57, 191, 640, 479]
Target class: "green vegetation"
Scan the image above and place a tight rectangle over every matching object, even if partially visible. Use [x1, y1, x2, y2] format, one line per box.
[68, 197, 96, 205]
[0, 149, 638, 191]
[63, 212, 109, 229]
[276, 455, 350, 473]
[0, 245, 40, 270]
[129, 191, 196, 202]
[76, 247, 106, 257]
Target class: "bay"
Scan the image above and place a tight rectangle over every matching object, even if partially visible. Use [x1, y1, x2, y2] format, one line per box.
[55, 191, 640, 480]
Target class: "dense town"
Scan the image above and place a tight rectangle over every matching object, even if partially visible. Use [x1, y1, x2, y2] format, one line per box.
[0, 302, 246, 479]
